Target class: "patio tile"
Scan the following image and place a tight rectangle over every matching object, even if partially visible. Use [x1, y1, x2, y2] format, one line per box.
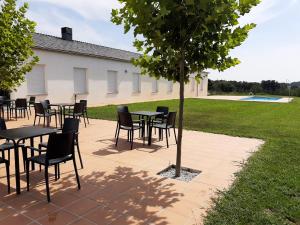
[21, 201, 59, 220]
[37, 209, 78, 225]
[64, 198, 99, 216]
[0, 212, 32, 225]
[0, 203, 16, 220]
[69, 218, 96, 225]
[84, 206, 122, 224]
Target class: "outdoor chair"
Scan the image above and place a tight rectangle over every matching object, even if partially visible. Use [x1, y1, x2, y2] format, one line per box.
[25, 132, 81, 202]
[10, 98, 29, 120]
[0, 156, 10, 193]
[38, 118, 83, 169]
[64, 102, 87, 127]
[150, 112, 177, 148]
[33, 103, 58, 127]
[115, 111, 145, 150]
[114, 105, 144, 139]
[80, 100, 89, 124]
[152, 106, 169, 135]
[28, 96, 36, 115]
[41, 100, 57, 115]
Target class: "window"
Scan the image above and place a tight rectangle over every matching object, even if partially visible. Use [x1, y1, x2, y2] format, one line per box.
[132, 73, 141, 93]
[167, 81, 173, 93]
[74, 68, 88, 94]
[26, 64, 46, 95]
[190, 78, 195, 92]
[152, 79, 158, 93]
[107, 70, 118, 94]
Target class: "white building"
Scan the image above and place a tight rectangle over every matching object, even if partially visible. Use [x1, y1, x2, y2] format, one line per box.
[12, 28, 208, 106]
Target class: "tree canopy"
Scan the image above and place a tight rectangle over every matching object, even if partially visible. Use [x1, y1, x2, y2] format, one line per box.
[0, 0, 38, 91]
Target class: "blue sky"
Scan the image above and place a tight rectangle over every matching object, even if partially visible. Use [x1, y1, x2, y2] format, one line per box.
[20, 0, 300, 82]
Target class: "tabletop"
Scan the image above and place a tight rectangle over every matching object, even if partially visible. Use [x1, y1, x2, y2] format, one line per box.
[131, 111, 164, 117]
[50, 103, 75, 107]
[0, 126, 57, 140]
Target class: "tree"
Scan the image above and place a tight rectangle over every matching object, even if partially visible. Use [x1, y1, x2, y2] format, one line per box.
[112, 0, 260, 177]
[0, 0, 38, 91]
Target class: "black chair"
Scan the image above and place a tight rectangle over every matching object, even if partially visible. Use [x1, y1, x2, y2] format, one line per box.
[10, 98, 29, 120]
[64, 103, 86, 127]
[33, 103, 58, 127]
[115, 111, 145, 150]
[79, 100, 89, 124]
[38, 118, 83, 169]
[28, 96, 36, 115]
[150, 112, 177, 148]
[25, 132, 81, 202]
[0, 156, 10, 193]
[40, 100, 57, 115]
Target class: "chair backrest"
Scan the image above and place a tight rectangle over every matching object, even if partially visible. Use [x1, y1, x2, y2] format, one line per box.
[15, 98, 27, 108]
[46, 132, 75, 161]
[118, 111, 133, 127]
[166, 112, 177, 127]
[0, 96, 6, 104]
[0, 119, 7, 131]
[40, 100, 50, 110]
[34, 103, 45, 115]
[62, 118, 79, 133]
[117, 105, 129, 113]
[73, 102, 84, 114]
[79, 100, 87, 109]
[29, 96, 36, 103]
[156, 106, 169, 115]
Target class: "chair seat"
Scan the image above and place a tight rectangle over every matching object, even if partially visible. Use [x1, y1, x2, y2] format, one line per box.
[28, 154, 72, 166]
[152, 123, 173, 129]
[39, 142, 48, 149]
[120, 125, 143, 130]
[0, 142, 24, 150]
[0, 157, 7, 164]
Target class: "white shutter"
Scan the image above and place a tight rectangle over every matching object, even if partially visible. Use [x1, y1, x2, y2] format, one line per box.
[152, 79, 158, 93]
[132, 73, 141, 93]
[26, 65, 46, 95]
[190, 78, 195, 92]
[167, 81, 173, 93]
[74, 68, 87, 94]
[107, 71, 118, 94]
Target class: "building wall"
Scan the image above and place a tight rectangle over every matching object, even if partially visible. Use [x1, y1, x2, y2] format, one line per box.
[12, 49, 208, 106]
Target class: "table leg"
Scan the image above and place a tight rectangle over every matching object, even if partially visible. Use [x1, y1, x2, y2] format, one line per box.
[14, 140, 21, 194]
[147, 116, 152, 145]
[59, 106, 63, 129]
[30, 138, 35, 170]
[6, 104, 9, 120]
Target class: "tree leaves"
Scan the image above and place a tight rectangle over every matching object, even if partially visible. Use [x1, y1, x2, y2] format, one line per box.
[0, 0, 38, 91]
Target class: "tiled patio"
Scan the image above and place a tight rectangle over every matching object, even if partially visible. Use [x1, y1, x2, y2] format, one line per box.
[0, 116, 264, 225]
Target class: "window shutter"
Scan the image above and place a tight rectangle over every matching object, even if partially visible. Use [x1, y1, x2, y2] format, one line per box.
[132, 73, 141, 93]
[152, 79, 158, 93]
[190, 78, 195, 92]
[26, 65, 46, 95]
[167, 81, 173, 93]
[74, 68, 87, 94]
[107, 71, 118, 94]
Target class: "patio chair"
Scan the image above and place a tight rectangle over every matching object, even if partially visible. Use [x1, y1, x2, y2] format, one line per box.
[10, 98, 29, 120]
[80, 100, 89, 124]
[25, 132, 81, 202]
[40, 100, 57, 114]
[33, 103, 58, 127]
[152, 106, 169, 135]
[150, 112, 177, 148]
[38, 118, 83, 169]
[64, 102, 86, 127]
[115, 111, 145, 150]
[0, 156, 10, 193]
[28, 96, 36, 115]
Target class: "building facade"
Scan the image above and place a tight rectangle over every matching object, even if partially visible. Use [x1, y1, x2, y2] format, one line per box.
[12, 28, 208, 106]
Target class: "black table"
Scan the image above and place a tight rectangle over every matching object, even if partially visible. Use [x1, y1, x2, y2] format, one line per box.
[131, 111, 163, 145]
[0, 126, 57, 194]
[50, 103, 75, 128]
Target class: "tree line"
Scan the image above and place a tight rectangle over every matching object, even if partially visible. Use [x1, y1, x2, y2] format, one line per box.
[208, 80, 300, 97]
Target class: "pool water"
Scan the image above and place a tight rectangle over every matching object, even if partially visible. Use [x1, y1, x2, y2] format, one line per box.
[241, 96, 282, 102]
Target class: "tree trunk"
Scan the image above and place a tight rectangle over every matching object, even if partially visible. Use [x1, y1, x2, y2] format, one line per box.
[175, 55, 185, 177]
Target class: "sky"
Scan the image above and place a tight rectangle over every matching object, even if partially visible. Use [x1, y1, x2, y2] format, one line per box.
[18, 0, 300, 82]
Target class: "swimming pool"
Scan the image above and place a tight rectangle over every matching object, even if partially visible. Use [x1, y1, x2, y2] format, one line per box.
[240, 96, 282, 102]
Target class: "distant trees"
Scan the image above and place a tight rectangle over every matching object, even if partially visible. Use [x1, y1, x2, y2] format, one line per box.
[209, 79, 300, 96]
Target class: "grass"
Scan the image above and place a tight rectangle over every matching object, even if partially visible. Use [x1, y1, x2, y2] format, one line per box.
[88, 98, 300, 225]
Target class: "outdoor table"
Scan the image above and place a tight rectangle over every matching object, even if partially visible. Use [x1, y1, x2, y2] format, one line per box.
[50, 103, 75, 128]
[131, 111, 164, 145]
[3, 99, 15, 120]
[0, 126, 57, 194]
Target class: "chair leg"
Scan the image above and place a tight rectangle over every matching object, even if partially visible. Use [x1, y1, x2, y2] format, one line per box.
[5, 161, 10, 193]
[115, 128, 120, 146]
[85, 111, 90, 124]
[115, 123, 119, 139]
[22, 147, 27, 172]
[131, 129, 134, 150]
[73, 157, 81, 190]
[55, 114, 57, 128]
[173, 128, 177, 144]
[38, 116, 41, 126]
[76, 137, 83, 169]
[26, 109, 29, 120]
[165, 129, 169, 148]
[45, 166, 51, 202]
[83, 115, 87, 127]
[26, 160, 30, 191]
[34, 115, 37, 126]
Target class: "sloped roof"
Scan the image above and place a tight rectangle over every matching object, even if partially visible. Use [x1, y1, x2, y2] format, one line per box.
[33, 33, 140, 62]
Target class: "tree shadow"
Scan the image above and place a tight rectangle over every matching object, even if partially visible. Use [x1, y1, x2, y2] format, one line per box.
[9, 166, 184, 225]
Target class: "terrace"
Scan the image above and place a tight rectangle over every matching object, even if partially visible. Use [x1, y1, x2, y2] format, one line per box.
[0, 109, 263, 225]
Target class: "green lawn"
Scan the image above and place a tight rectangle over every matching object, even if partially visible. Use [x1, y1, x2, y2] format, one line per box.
[88, 98, 300, 225]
